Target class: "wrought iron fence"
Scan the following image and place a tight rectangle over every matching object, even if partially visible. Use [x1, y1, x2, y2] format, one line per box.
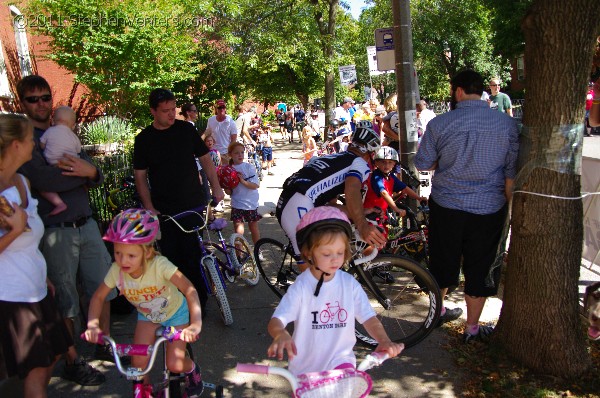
[88, 150, 134, 231]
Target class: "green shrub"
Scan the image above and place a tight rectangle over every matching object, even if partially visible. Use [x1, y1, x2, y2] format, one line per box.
[80, 116, 135, 145]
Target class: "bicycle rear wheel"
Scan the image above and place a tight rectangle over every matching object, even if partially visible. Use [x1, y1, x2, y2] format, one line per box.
[203, 256, 234, 326]
[254, 238, 298, 298]
[229, 233, 259, 286]
[205, 242, 235, 283]
[354, 255, 441, 348]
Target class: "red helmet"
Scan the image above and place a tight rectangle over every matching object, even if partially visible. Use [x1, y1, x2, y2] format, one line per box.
[296, 206, 352, 249]
[103, 208, 159, 245]
[217, 165, 240, 190]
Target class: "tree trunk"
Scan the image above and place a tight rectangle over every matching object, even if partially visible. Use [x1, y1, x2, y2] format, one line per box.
[495, 0, 599, 378]
[314, 0, 338, 124]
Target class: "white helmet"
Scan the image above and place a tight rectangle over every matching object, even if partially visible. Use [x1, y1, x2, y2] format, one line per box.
[374, 146, 399, 163]
[352, 120, 381, 153]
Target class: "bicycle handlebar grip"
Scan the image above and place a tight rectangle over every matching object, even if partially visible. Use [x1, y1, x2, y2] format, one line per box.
[236, 363, 270, 375]
[80, 332, 105, 345]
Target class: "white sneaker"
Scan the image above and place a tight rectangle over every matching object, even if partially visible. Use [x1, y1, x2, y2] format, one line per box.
[213, 202, 224, 213]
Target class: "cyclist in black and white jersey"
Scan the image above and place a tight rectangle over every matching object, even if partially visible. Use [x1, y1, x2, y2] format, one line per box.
[276, 120, 387, 256]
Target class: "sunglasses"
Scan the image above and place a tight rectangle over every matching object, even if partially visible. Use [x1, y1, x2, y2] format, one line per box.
[489, 84, 499, 87]
[24, 94, 52, 104]
[217, 106, 226, 110]
[189, 109, 198, 113]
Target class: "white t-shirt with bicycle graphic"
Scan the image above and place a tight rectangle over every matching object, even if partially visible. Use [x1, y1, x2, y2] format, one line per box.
[272, 269, 375, 376]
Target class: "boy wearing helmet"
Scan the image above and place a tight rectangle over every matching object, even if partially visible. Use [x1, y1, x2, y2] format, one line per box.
[267, 207, 403, 376]
[364, 146, 427, 219]
[276, 120, 387, 257]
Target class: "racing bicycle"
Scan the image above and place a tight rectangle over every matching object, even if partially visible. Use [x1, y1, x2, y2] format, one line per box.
[253, 230, 442, 349]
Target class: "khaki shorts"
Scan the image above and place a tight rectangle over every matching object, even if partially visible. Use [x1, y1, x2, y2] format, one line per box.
[42, 218, 116, 318]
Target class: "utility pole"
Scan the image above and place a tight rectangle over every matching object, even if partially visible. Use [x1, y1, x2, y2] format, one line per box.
[392, 0, 419, 187]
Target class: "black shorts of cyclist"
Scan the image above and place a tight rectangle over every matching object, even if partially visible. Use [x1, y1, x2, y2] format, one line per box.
[427, 197, 506, 298]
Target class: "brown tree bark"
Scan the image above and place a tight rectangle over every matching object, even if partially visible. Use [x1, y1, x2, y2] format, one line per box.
[313, 0, 338, 124]
[495, 0, 599, 377]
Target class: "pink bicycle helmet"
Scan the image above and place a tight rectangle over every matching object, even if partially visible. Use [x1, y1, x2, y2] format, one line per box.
[103, 208, 159, 245]
[296, 206, 352, 249]
[217, 165, 240, 190]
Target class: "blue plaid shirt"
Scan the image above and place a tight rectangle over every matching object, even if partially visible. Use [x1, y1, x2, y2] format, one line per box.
[414, 100, 519, 214]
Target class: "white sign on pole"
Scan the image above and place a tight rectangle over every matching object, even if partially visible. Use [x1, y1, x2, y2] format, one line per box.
[374, 28, 395, 72]
[405, 110, 418, 142]
[367, 46, 384, 76]
[338, 65, 357, 86]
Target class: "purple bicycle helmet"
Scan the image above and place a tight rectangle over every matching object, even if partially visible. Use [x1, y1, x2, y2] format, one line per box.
[103, 208, 159, 245]
[296, 206, 352, 249]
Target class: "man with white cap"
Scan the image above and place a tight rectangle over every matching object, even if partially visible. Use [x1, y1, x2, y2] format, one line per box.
[334, 97, 353, 129]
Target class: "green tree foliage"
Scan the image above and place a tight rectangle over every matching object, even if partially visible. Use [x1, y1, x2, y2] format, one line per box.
[355, 0, 511, 101]
[26, 0, 214, 124]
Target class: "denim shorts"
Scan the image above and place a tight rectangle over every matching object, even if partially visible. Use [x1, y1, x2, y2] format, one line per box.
[137, 297, 190, 327]
[42, 218, 117, 319]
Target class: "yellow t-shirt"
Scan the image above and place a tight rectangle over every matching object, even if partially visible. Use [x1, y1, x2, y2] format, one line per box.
[104, 255, 184, 324]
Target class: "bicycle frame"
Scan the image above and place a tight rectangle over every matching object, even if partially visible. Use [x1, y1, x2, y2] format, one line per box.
[82, 327, 184, 398]
[167, 207, 228, 297]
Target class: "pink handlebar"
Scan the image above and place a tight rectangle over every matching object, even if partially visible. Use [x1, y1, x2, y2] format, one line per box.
[236, 363, 270, 375]
[80, 332, 104, 345]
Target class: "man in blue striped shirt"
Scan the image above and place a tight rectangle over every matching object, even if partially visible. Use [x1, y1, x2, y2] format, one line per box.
[414, 70, 519, 343]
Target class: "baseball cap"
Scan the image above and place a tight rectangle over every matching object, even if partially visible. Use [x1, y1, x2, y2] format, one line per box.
[343, 97, 353, 104]
[215, 99, 226, 107]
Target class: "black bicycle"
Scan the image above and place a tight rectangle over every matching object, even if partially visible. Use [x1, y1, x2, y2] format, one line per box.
[254, 231, 442, 349]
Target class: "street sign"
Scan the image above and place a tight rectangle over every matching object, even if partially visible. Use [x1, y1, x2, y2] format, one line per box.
[374, 28, 395, 72]
[338, 65, 357, 86]
[367, 46, 384, 76]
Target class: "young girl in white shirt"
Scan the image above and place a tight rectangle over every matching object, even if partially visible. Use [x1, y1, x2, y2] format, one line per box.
[267, 206, 403, 376]
[227, 142, 261, 244]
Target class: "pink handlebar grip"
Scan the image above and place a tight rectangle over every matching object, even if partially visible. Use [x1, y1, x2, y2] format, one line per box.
[80, 332, 105, 345]
[236, 363, 270, 375]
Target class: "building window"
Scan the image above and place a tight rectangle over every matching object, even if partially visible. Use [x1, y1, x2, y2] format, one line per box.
[516, 55, 525, 81]
[0, 44, 11, 98]
[10, 6, 33, 77]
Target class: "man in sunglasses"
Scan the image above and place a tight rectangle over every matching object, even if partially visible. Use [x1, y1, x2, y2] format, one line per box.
[16, 75, 112, 386]
[488, 78, 513, 116]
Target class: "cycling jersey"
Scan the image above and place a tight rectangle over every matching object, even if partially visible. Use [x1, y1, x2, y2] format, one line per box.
[281, 152, 371, 207]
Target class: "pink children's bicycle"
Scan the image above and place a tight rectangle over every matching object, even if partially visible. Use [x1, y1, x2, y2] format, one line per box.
[82, 326, 224, 398]
[236, 352, 389, 398]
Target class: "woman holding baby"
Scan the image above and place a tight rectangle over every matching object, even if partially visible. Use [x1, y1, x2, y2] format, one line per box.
[0, 113, 71, 397]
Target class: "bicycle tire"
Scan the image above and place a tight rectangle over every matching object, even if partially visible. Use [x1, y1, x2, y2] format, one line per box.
[203, 256, 234, 326]
[353, 255, 441, 348]
[254, 238, 298, 298]
[167, 343, 194, 398]
[229, 233, 259, 286]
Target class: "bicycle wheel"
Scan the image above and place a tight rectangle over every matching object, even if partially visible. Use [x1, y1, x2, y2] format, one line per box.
[205, 242, 235, 283]
[254, 238, 298, 298]
[229, 233, 260, 286]
[353, 255, 441, 348]
[203, 256, 234, 326]
[167, 343, 194, 398]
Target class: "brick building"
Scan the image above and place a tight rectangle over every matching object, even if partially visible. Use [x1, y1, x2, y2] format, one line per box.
[0, 2, 98, 118]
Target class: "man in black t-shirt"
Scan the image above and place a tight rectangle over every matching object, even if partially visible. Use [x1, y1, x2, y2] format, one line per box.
[134, 88, 225, 311]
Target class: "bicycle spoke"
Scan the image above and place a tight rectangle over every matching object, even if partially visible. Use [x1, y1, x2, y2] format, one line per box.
[254, 238, 297, 299]
[354, 255, 441, 348]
